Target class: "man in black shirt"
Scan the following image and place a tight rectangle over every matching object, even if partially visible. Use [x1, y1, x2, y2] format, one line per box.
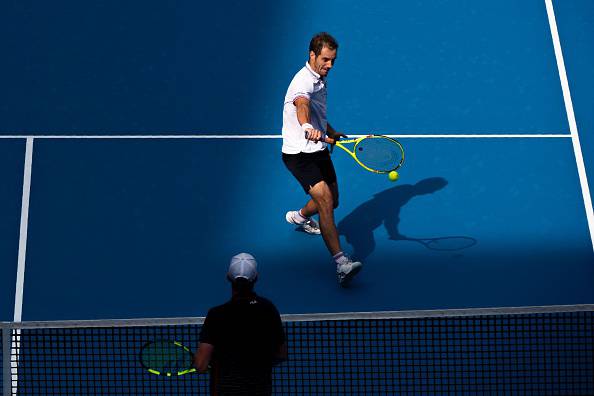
[194, 253, 287, 395]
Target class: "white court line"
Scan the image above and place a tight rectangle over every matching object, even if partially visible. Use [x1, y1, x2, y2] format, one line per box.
[14, 137, 33, 323]
[546, 0, 594, 252]
[10, 137, 33, 396]
[0, 133, 573, 139]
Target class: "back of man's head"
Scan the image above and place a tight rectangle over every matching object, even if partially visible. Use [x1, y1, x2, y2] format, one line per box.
[227, 253, 258, 294]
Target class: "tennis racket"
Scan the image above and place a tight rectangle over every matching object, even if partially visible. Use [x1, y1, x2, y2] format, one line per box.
[140, 340, 196, 376]
[324, 135, 404, 174]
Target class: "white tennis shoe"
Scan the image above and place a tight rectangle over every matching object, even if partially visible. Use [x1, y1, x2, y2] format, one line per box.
[336, 256, 363, 285]
[285, 211, 321, 235]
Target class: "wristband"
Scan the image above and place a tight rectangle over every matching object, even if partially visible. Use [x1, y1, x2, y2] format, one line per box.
[301, 123, 314, 132]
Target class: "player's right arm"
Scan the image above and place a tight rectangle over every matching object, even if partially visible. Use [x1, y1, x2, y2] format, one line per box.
[294, 96, 323, 141]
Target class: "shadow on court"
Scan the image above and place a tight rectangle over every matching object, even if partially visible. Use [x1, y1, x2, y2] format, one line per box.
[338, 177, 477, 261]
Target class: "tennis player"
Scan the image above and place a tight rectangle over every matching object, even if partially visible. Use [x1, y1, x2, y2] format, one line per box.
[282, 32, 362, 285]
[194, 253, 287, 395]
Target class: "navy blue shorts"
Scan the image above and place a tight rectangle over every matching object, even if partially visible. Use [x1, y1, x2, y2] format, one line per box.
[282, 149, 337, 194]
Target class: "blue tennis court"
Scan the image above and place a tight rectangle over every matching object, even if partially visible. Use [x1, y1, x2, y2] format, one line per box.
[5, 135, 592, 321]
[1, 0, 593, 322]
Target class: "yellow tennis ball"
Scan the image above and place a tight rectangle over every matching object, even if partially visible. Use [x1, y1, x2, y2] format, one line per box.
[388, 171, 399, 181]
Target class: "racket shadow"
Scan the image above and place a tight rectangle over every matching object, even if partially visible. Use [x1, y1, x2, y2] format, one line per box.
[338, 177, 476, 260]
[389, 235, 477, 251]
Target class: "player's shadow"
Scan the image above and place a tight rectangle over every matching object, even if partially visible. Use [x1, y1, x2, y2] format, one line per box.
[338, 177, 475, 260]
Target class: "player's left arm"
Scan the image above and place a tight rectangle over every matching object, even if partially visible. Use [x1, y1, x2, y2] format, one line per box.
[195, 310, 216, 373]
[273, 342, 288, 365]
[326, 122, 347, 140]
[271, 304, 288, 365]
[194, 342, 214, 373]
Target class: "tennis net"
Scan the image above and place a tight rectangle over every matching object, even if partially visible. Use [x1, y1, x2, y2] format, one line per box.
[1, 305, 593, 395]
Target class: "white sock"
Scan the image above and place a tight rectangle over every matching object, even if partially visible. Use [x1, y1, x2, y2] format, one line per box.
[333, 251, 348, 266]
[294, 210, 308, 223]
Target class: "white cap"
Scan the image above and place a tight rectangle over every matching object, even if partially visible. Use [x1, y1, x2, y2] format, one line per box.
[227, 253, 258, 282]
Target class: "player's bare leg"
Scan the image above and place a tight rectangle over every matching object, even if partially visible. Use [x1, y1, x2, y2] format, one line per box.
[307, 181, 341, 255]
[299, 198, 318, 218]
[300, 181, 339, 218]
[308, 181, 362, 285]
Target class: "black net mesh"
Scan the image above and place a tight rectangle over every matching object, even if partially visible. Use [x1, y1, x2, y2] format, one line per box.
[2, 309, 593, 395]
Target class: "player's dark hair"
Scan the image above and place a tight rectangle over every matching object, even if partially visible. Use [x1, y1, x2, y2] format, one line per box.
[309, 32, 339, 56]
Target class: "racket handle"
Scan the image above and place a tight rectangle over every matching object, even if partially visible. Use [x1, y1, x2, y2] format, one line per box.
[305, 130, 335, 144]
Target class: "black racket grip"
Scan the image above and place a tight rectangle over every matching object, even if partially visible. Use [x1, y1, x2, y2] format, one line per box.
[304, 130, 334, 144]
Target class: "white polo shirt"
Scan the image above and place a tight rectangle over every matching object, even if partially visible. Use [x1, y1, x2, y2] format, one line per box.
[282, 62, 329, 154]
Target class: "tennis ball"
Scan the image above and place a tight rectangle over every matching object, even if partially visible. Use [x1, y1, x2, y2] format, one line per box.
[388, 171, 399, 182]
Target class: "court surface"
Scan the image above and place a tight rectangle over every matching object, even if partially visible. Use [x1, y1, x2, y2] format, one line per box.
[1, 0, 593, 321]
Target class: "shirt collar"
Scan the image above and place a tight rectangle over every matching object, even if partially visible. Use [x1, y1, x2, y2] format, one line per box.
[231, 291, 257, 302]
[305, 61, 324, 83]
